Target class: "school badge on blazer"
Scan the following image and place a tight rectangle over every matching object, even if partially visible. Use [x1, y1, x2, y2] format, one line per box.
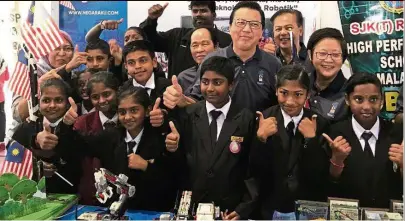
[229, 136, 243, 154]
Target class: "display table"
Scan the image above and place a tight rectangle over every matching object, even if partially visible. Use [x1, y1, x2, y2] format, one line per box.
[58, 205, 171, 220]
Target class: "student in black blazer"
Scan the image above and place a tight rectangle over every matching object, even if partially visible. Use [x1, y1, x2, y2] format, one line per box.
[60, 85, 179, 212]
[250, 65, 330, 219]
[121, 40, 171, 129]
[12, 78, 81, 194]
[166, 56, 257, 220]
[323, 73, 403, 209]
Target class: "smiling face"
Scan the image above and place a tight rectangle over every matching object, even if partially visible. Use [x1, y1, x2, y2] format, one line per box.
[277, 80, 308, 117]
[311, 38, 344, 80]
[346, 83, 383, 129]
[191, 5, 215, 27]
[77, 71, 92, 100]
[40, 86, 68, 123]
[89, 82, 117, 114]
[124, 50, 157, 85]
[273, 12, 302, 50]
[118, 96, 148, 133]
[48, 38, 74, 68]
[230, 8, 263, 52]
[190, 28, 216, 64]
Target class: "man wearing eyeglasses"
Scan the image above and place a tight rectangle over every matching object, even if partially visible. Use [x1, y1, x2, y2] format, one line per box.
[164, 1, 281, 113]
[139, 1, 231, 78]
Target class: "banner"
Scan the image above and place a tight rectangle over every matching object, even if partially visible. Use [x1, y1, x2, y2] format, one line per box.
[338, 1, 404, 120]
[59, 1, 128, 53]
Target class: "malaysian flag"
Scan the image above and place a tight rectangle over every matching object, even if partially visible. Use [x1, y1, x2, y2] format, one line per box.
[21, 1, 65, 60]
[0, 141, 33, 179]
[60, 1, 76, 11]
[8, 49, 31, 100]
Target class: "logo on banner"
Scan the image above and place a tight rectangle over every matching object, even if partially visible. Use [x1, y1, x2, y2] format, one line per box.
[379, 1, 404, 14]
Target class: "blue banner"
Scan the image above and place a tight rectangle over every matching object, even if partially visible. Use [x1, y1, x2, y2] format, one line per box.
[59, 1, 128, 52]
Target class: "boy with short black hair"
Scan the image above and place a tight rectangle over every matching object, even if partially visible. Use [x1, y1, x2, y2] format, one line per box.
[165, 56, 257, 219]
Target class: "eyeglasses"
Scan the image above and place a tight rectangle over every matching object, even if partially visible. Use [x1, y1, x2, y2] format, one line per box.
[54, 46, 73, 53]
[234, 18, 262, 30]
[315, 52, 342, 61]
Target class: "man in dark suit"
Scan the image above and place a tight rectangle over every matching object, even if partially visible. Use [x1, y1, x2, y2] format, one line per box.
[166, 56, 257, 220]
[139, 1, 231, 77]
[324, 73, 403, 209]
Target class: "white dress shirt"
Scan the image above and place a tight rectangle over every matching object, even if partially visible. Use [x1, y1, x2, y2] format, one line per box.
[43, 117, 63, 132]
[281, 108, 304, 134]
[206, 98, 232, 140]
[352, 116, 380, 156]
[125, 128, 144, 154]
[81, 103, 95, 115]
[99, 111, 118, 130]
[132, 73, 156, 96]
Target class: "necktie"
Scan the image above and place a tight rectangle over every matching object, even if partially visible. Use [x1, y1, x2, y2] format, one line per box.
[127, 141, 137, 154]
[50, 126, 56, 134]
[361, 132, 374, 158]
[103, 121, 116, 129]
[209, 110, 222, 149]
[286, 120, 295, 154]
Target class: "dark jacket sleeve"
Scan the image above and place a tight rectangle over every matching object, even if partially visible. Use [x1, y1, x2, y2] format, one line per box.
[139, 18, 172, 53]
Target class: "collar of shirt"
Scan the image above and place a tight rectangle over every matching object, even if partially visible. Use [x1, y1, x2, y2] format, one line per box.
[99, 111, 118, 126]
[276, 42, 307, 65]
[132, 73, 155, 94]
[43, 117, 63, 128]
[226, 44, 262, 62]
[280, 107, 304, 133]
[352, 115, 380, 141]
[125, 128, 144, 154]
[206, 97, 232, 121]
[82, 103, 95, 115]
[311, 70, 347, 97]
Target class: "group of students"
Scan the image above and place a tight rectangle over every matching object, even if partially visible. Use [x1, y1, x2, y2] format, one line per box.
[4, 1, 403, 220]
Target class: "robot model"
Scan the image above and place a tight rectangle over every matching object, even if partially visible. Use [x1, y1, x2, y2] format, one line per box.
[94, 168, 136, 219]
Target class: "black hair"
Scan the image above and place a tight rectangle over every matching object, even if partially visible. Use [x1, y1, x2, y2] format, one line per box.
[125, 26, 147, 40]
[40, 78, 72, 100]
[85, 39, 112, 58]
[123, 40, 155, 62]
[230, 1, 265, 28]
[307, 28, 348, 62]
[86, 71, 120, 96]
[75, 68, 99, 79]
[270, 9, 304, 27]
[200, 56, 235, 84]
[117, 84, 151, 110]
[190, 26, 218, 47]
[345, 73, 382, 96]
[190, 1, 216, 13]
[276, 64, 310, 91]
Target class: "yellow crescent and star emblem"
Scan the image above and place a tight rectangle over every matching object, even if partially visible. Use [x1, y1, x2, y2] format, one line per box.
[11, 148, 20, 156]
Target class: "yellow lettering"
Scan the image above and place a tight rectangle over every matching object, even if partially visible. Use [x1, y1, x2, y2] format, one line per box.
[385, 91, 399, 112]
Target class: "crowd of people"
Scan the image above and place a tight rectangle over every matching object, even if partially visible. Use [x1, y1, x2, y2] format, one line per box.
[3, 1, 403, 220]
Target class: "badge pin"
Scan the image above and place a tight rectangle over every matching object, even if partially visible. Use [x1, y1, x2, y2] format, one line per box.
[231, 136, 244, 143]
[229, 141, 241, 154]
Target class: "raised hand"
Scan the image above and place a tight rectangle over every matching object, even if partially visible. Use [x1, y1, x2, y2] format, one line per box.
[165, 121, 180, 152]
[65, 45, 89, 72]
[63, 97, 78, 125]
[262, 38, 277, 55]
[323, 133, 351, 164]
[256, 111, 278, 142]
[36, 123, 58, 150]
[127, 153, 148, 171]
[148, 3, 169, 20]
[101, 18, 124, 30]
[298, 115, 317, 138]
[38, 69, 61, 86]
[389, 141, 403, 169]
[108, 39, 123, 65]
[150, 98, 167, 127]
[163, 75, 184, 109]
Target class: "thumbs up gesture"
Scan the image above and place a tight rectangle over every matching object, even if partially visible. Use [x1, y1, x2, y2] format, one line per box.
[262, 37, 277, 55]
[63, 97, 78, 125]
[323, 133, 351, 164]
[165, 121, 180, 152]
[256, 111, 278, 142]
[148, 3, 169, 20]
[150, 98, 167, 127]
[38, 69, 62, 86]
[66, 45, 89, 72]
[163, 76, 184, 109]
[389, 141, 403, 169]
[101, 18, 124, 30]
[36, 123, 59, 150]
[298, 114, 317, 138]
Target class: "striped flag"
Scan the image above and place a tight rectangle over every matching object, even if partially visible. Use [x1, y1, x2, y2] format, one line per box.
[0, 141, 33, 179]
[21, 1, 65, 60]
[59, 1, 76, 11]
[8, 49, 31, 100]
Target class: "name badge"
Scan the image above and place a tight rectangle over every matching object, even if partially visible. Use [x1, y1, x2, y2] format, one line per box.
[231, 136, 244, 142]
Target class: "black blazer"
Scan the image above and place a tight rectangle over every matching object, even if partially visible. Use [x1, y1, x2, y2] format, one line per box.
[60, 121, 180, 212]
[12, 118, 81, 194]
[250, 105, 330, 219]
[327, 118, 403, 208]
[175, 100, 257, 218]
